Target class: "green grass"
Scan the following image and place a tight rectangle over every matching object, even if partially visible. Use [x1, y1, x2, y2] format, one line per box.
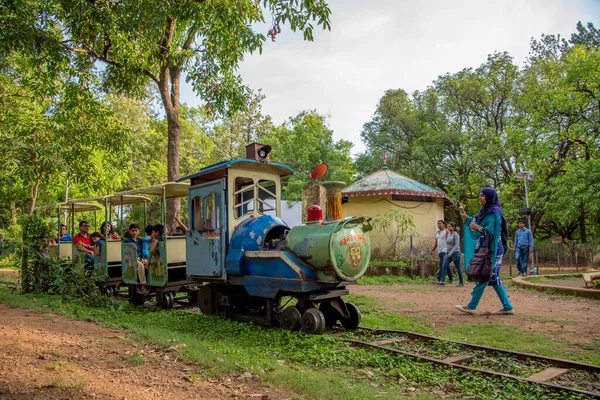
[0, 277, 596, 399]
[358, 275, 432, 285]
[124, 350, 146, 366]
[369, 260, 412, 267]
[524, 275, 581, 283]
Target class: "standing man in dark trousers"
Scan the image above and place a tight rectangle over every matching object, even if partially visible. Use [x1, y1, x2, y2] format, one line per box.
[431, 220, 452, 284]
[510, 219, 534, 276]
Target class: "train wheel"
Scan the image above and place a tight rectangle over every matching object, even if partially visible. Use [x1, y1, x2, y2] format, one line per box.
[188, 290, 199, 307]
[280, 306, 302, 331]
[319, 301, 340, 328]
[341, 302, 361, 330]
[162, 292, 175, 309]
[301, 308, 325, 334]
[129, 285, 145, 306]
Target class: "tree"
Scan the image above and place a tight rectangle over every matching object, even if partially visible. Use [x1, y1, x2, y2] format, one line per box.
[518, 24, 600, 241]
[204, 90, 274, 160]
[260, 111, 355, 201]
[0, 69, 130, 217]
[357, 53, 521, 220]
[356, 22, 600, 241]
[3, 0, 332, 226]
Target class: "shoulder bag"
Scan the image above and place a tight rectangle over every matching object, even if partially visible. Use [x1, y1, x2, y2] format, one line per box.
[466, 229, 493, 282]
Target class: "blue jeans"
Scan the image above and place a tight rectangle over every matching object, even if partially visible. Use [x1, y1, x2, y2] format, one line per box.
[437, 252, 453, 282]
[441, 252, 463, 284]
[516, 246, 530, 274]
[467, 255, 513, 311]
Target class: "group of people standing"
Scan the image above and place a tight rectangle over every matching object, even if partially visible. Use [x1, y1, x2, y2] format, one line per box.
[432, 220, 464, 286]
[433, 187, 536, 316]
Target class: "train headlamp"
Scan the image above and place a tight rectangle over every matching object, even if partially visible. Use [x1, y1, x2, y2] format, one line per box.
[258, 145, 271, 160]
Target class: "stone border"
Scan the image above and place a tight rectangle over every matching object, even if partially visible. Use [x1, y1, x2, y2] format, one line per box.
[512, 273, 600, 300]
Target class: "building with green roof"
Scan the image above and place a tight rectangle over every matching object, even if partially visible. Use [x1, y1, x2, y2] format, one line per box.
[341, 164, 451, 259]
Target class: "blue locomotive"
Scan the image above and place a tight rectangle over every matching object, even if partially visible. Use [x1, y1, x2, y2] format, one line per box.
[175, 144, 373, 333]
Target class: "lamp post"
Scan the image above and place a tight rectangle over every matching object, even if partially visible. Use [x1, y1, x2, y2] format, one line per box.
[516, 171, 536, 275]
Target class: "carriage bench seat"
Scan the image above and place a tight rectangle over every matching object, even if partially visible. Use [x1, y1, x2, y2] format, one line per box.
[166, 236, 186, 264]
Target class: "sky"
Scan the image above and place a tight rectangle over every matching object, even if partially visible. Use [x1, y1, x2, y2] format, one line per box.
[180, 0, 600, 156]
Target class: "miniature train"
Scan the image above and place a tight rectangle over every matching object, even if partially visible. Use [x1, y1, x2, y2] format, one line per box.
[46, 144, 372, 334]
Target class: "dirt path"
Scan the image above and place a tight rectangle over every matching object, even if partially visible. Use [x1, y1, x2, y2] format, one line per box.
[0, 303, 291, 399]
[350, 283, 600, 343]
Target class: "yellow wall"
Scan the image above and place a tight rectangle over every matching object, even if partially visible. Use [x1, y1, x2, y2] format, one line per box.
[342, 195, 445, 259]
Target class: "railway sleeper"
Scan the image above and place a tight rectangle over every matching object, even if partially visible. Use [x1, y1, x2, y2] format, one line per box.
[527, 367, 569, 382]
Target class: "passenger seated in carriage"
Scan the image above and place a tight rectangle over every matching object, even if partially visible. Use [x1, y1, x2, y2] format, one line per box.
[124, 223, 150, 284]
[73, 221, 94, 269]
[173, 213, 188, 235]
[100, 221, 120, 240]
[53, 224, 73, 244]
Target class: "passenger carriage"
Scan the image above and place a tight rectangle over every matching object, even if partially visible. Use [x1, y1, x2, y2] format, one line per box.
[67, 195, 152, 294]
[45, 202, 103, 266]
[114, 182, 199, 308]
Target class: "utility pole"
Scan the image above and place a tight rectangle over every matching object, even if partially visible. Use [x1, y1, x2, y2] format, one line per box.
[516, 171, 536, 275]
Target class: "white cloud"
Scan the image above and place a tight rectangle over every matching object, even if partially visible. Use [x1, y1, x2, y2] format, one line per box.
[180, 0, 600, 155]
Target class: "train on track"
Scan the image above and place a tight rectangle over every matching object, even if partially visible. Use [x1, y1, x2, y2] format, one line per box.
[43, 144, 372, 334]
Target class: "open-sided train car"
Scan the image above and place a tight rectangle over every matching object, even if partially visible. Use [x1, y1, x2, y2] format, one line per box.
[177, 144, 372, 333]
[115, 182, 199, 307]
[68, 194, 152, 294]
[46, 202, 103, 267]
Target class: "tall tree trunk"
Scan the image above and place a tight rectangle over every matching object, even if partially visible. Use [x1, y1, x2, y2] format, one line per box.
[531, 211, 543, 235]
[158, 66, 182, 231]
[28, 170, 44, 216]
[166, 108, 181, 229]
[9, 201, 17, 225]
[579, 204, 587, 244]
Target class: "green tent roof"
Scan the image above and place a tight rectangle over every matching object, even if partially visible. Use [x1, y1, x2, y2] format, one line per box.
[342, 168, 448, 199]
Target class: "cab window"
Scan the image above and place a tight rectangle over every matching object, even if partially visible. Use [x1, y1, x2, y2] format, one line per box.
[205, 192, 221, 229]
[192, 196, 204, 231]
[234, 177, 254, 218]
[257, 179, 277, 216]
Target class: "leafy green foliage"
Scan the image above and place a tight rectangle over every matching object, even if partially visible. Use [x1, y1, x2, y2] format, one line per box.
[357, 22, 600, 243]
[1, 0, 332, 227]
[18, 214, 54, 292]
[260, 111, 355, 200]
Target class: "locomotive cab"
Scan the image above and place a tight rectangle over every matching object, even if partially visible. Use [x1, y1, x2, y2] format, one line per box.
[179, 158, 293, 281]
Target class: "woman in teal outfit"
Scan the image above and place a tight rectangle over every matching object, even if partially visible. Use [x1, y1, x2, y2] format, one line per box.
[455, 188, 514, 315]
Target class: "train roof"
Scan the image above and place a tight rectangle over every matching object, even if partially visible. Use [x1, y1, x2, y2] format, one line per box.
[178, 159, 294, 183]
[114, 182, 189, 199]
[37, 202, 103, 212]
[68, 194, 152, 206]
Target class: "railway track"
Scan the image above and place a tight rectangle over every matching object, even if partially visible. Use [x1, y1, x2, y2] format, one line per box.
[344, 327, 600, 398]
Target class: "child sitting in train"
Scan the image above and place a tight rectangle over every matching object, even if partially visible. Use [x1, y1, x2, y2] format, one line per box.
[100, 221, 120, 240]
[124, 223, 150, 284]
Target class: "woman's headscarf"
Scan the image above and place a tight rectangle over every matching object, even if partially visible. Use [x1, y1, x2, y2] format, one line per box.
[474, 187, 508, 251]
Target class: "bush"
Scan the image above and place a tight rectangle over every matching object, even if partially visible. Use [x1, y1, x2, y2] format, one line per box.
[17, 215, 101, 301]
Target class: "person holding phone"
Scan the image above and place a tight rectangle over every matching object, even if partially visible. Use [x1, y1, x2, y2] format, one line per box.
[455, 188, 514, 315]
